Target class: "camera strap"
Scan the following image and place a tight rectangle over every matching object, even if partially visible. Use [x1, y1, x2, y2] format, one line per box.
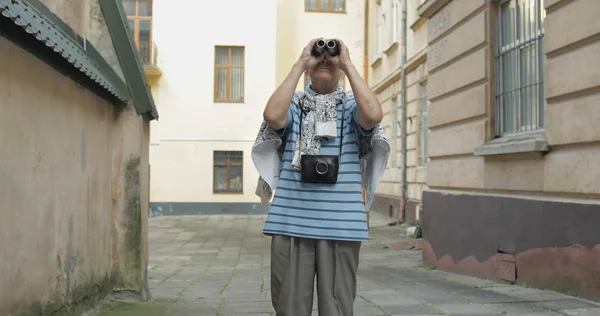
[298, 95, 345, 159]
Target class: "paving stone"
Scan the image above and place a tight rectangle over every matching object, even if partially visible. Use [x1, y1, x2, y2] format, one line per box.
[486, 301, 549, 314]
[501, 313, 563, 316]
[379, 303, 442, 315]
[536, 299, 600, 311]
[435, 302, 500, 314]
[560, 308, 600, 316]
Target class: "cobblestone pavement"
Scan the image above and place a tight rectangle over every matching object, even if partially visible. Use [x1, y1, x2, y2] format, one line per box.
[99, 214, 600, 316]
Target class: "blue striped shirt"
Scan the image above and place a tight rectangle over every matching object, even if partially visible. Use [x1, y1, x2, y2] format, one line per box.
[263, 88, 374, 242]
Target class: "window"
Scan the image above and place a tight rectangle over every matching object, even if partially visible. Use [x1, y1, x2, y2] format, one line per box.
[214, 46, 245, 102]
[303, 73, 346, 90]
[305, 0, 346, 12]
[213, 151, 243, 193]
[123, 0, 153, 64]
[392, 0, 398, 43]
[419, 83, 428, 166]
[494, 0, 546, 136]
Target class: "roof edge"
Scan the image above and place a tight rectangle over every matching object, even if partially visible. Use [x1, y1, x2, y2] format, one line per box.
[0, 0, 130, 103]
[99, 0, 159, 120]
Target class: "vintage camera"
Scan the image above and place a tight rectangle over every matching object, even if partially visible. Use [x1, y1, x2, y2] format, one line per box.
[311, 38, 339, 57]
[300, 155, 340, 184]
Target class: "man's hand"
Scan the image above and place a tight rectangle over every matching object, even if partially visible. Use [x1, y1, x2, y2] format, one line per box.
[297, 38, 322, 71]
[264, 40, 319, 130]
[329, 39, 353, 73]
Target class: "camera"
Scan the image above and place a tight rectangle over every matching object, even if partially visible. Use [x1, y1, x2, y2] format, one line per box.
[300, 155, 340, 184]
[311, 38, 339, 57]
[297, 93, 346, 185]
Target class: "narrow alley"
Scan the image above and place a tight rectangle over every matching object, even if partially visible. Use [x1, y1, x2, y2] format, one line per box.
[99, 214, 600, 316]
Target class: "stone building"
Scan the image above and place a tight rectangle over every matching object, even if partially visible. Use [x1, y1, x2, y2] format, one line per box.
[0, 0, 157, 313]
[369, 0, 600, 298]
[366, 0, 430, 225]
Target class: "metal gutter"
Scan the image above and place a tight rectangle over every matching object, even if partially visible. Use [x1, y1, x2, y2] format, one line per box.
[363, 0, 369, 82]
[0, 0, 130, 103]
[399, 0, 408, 223]
[100, 0, 159, 120]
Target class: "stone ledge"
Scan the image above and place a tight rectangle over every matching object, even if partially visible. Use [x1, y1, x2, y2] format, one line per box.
[417, 0, 450, 19]
[371, 56, 383, 68]
[384, 42, 399, 55]
[473, 131, 550, 156]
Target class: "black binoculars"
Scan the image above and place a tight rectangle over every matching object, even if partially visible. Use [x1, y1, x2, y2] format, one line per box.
[311, 39, 339, 57]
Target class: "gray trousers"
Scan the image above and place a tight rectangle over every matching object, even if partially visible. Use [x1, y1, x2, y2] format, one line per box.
[270, 235, 362, 316]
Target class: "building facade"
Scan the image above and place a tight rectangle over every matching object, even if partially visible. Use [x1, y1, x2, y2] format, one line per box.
[146, 0, 277, 216]
[368, 0, 600, 298]
[366, 0, 430, 225]
[148, 0, 364, 216]
[0, 0, 157, 313]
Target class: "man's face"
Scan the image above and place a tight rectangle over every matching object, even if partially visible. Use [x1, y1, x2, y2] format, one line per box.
[308, 57, 342, 86]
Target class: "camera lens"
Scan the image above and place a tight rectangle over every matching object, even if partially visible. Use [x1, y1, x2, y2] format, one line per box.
[315, 162, 329, 175]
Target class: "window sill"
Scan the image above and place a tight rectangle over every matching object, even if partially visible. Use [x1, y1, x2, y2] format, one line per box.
[213, 191, 244, 195]
[305, 9, 347, 14]
[384, 42, 399, 56]
[371, 56, 383, 69]
[214, 99, 245, 104]
[473, 131, 549, 156]
[410, 15, 427, 32]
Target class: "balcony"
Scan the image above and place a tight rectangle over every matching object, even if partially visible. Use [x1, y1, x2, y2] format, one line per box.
[139, 42, 161, 78]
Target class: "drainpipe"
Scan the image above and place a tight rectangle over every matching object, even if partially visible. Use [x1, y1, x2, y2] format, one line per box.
[399, 0, 408, 223]
[364, 0, 369, 82]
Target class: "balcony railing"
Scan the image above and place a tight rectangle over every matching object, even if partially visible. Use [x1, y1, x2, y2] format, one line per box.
[138, 42, 161, 77]
[138, 42, 158, 67]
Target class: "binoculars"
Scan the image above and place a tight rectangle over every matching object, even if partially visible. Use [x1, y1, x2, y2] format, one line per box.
[311, 39, 339, 57]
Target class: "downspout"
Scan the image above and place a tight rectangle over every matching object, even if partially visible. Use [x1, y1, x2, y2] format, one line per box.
[399, 0, 408, 223]
[363, 0, 369, 82]
[363, 0, 369, 225]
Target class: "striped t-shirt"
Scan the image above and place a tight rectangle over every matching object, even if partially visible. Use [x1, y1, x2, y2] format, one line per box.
[263, 87, 374, 242]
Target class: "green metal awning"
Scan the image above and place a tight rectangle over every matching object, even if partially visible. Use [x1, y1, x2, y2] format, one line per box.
[0, 0, 159, 120]
[0, 0, 130, 103]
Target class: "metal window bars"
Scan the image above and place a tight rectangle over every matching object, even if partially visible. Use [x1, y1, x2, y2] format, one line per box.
[494, 0, 546, 137]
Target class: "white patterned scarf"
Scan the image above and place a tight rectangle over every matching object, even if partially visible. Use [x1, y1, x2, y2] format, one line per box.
[251, 90, 390, 211]
[292, 86, 345, 169]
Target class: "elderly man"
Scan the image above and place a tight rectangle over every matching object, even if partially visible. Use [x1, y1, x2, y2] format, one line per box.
[252, 38, 389, 316]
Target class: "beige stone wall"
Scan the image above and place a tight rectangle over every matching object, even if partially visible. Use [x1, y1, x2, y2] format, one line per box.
[0, 9, 150, 315]
[369, 0, 429, 204]
[375, 78, 401, 197]
[541, 0, 600, 196]
[425, 0, 600, 199]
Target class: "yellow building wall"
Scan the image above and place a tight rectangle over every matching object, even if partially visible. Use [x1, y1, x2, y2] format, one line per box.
[149, 0, 277, 204]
